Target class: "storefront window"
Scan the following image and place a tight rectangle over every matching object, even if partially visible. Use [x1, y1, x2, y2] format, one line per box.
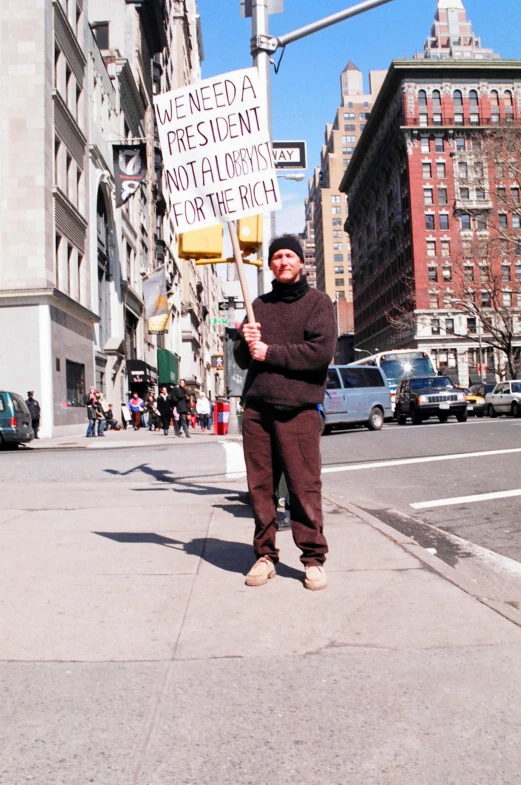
[66, 360, 85, 406]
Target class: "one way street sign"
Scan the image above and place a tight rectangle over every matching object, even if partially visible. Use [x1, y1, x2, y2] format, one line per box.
[272, 141, 307, 170]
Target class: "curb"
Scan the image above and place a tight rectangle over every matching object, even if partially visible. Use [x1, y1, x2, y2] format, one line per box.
[324, 493, 521, 629]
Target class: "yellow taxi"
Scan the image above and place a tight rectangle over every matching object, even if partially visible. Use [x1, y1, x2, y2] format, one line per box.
[461, 387, 486, 417]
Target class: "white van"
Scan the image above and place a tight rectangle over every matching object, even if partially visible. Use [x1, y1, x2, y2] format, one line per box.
[321, 365, 392, 434]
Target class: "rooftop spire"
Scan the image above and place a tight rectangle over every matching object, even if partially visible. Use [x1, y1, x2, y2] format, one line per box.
[415, 0, 500, 60]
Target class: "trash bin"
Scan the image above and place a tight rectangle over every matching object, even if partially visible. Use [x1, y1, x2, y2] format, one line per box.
[214, 400, 230, 436]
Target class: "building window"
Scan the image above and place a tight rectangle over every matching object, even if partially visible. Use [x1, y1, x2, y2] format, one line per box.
[480, 265, 489, 282]
[331, 195, 341, 203]
[438, 187, 448, 205]
[418, 90, 427, 109]
[502, 264, 511, 281]
[92, 22, 109, 49]
[335, 278, 345, 286]
[344, 124, 356, 131]
[334, 266, 344, 274]
[77, 254, 83, 303]
[504, 291, 512, 307]
[515, 265, 521, 282]
[336, 291, 346, 300]
[455, 136, 465, 151]
[458, 161, 468, 179]
[482, 291, 491, 307]
[333, 242, 343, 251]
[424, 188, 433, 205]
[475, 214, 487, 231]
[511, 187, 520, 203]
[421, 136, 430, 153]
[474, 161, 484, 179]
[429, 293, 439, 309]
[334, 254, 344, 262]
[425, 214, 435, 230]
[66, 360, 85, 407]
[476, 187, 486, 201]
[464, 265, 474, 282]
[467, 317, 477, 334]
[427, 240, 436, 257]
[442, 266, 452, 281]
[428, 266, 438, 281]
[446, 318, 454, 333]
[344, 112, 355, 120]
[513, 215, 521, 230]
[431, 318, 440, 335]
[332, 218, 342, 227]
[55, 233, 62, 289]
[460, 187, 470, 201]
[469, 90, 480, 124]
[435, 136, 444, 153]
[439, 214, 449, 230]
[332, 206, 341, 215]
[499, 213, 508, 229]
[422, 163, 432, 180]
[460, 215, 472, 231]
[501, 240, 509, 256]
[436, 162, 446, 179]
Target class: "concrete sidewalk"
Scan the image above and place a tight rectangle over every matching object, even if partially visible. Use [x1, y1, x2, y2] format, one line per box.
[2, 473, 521, 784]
[24, 425, 239, 450]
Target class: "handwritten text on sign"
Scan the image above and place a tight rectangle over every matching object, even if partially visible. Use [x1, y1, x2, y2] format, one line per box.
[153, 68, 281, 234]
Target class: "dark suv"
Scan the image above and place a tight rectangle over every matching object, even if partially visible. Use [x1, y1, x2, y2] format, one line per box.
[395, 376, 468, 425]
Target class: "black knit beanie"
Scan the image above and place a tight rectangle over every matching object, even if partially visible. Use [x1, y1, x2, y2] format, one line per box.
[268, 236, 305, 266]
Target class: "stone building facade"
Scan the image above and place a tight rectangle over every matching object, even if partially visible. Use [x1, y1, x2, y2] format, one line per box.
[341, 2, 521, 385]
[0, 0, 223, 436]
[307, 62, 385, 336]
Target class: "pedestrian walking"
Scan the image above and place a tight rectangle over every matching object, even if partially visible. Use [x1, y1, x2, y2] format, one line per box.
[25, 391, 41, 438]
[146, 394, 160, 431]
[190, 398, 198, 429]
[196, 392, 211, 431]
[86, 389, 98, 437]
[234, 234, 336, 591]
[170, 380, 191, 438]
[96, 393, 108, 436]
[127, 392, 144, 430]
[157, 386, 173, 435]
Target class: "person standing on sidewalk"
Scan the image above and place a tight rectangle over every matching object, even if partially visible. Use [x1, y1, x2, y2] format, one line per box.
[25, 392, 41, 438]
[234, 235, 336, 591]
[196, 391, 211, 431]
[157, 386, 173, 435]
[170, 380, 191, 438]
[127, 392, 144, 431]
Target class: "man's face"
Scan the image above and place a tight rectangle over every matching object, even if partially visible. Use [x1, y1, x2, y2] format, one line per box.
[270, 249, 303, 284]
[160, 387, 167, 395]
[179, 380, 186, 389]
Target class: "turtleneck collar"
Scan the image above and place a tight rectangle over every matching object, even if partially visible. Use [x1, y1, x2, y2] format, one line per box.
[270, 274, 310, 303]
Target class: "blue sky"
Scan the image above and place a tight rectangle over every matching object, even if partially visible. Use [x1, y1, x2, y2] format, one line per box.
[197, 0, 521, 234]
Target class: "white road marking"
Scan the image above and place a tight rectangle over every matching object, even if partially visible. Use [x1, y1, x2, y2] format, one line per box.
[221, 441, 246, 479]
[322, 446, 521, 474]
[411, 488, 521, 510]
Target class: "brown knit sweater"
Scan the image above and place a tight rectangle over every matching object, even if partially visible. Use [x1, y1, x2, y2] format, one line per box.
[233, 287, 336, 407]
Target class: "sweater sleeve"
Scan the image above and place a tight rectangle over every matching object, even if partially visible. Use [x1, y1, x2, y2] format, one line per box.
[233, 321, 252, 370]
[264, 296, 336, 372]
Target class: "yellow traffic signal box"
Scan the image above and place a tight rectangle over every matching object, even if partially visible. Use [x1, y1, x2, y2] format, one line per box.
[178, 225, 224, 259]
[237, 215, 262, 254]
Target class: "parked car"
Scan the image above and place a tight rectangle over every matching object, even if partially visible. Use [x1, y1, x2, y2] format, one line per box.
[461, 388, 487, 417]
[485, 380, 521, 418]
[321, 365, 392, 434]
[0, 391, 34, 448]
[395, 376, 468, 425]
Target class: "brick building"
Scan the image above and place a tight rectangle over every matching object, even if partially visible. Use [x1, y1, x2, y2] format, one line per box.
[341, 0, 521, 386]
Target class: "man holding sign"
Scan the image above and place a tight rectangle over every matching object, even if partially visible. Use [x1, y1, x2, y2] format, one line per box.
[234, 236, 336, 591]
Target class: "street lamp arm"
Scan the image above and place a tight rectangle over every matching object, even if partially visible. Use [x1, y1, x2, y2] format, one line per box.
[251, 0, 394, 54]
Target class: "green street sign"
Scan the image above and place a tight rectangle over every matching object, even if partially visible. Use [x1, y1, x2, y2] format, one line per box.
[210, 317, 228, 325]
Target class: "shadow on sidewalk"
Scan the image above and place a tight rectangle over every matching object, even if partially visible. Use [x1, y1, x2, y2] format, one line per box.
[93, 531, 302, 580]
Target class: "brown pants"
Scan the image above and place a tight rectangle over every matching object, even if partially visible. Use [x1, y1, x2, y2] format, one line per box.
[242, 403, 328, 566]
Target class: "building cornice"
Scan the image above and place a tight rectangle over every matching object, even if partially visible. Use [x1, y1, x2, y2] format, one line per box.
[0, 288, 100, 324]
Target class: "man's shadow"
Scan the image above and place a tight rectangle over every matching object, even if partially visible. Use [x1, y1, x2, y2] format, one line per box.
[93, 530, 303, 580]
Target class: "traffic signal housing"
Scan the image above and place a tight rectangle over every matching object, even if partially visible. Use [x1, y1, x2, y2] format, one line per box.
[178, 225, 224, 259]
[237, 215, 262, 254]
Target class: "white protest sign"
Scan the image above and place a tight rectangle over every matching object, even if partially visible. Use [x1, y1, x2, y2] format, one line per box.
[153, 68, 281, 234]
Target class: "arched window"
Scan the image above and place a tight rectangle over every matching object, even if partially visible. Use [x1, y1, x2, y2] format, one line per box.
[432, 90, 442, 125]
[490, 90, 500, 124]
[469, 89, 479, 125]
[418, 90, 428, 108]
[504, 90, 514, 124]
[453, 90, 463, 125]
[490, 90, 500, 106]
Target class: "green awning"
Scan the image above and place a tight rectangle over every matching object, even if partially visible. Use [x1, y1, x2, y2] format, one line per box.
[157, 349, 179, 385]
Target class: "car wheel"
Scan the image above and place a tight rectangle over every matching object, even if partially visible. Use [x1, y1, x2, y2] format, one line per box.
[320, 414, 332, 436]
[397, 412, 407, 425]
[476, 411, 485, 418]
[367, 407, 384, 431]
[488, 404, 497, 418]
[456, 411, 468, 423]
[411, 407, 422, 425]
[512, 401, 520, 418]
[438, 413, 449, 423]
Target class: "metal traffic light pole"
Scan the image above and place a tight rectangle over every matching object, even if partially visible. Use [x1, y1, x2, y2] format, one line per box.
[250, 0, 394, 294]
